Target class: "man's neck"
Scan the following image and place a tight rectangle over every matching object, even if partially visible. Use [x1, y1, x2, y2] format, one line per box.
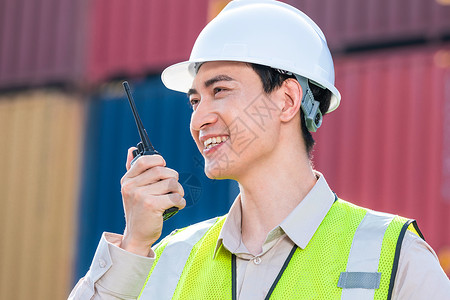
[237, 149, 317, 255]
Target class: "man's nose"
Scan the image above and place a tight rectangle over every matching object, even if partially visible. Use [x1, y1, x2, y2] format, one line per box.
[190, 98, 218, 131]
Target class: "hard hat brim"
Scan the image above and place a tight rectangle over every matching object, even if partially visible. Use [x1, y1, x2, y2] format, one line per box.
[161, 61, 195, 94]
[161, 60, 340, 114]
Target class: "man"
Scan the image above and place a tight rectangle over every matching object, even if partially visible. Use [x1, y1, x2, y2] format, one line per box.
[70, 0, 450, 299]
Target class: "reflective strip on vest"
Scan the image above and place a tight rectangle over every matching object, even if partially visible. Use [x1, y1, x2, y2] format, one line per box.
[140, 217, 218, 300]
[339, 210, 395, 299]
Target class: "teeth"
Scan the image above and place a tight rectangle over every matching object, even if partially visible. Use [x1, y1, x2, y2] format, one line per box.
[203, 136, 229, 149]
[204, 138, 211, 147]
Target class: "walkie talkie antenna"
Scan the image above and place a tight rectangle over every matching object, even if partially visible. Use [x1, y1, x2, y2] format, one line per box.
[123, 81, 154, 151]
[122, 81, 178, 221]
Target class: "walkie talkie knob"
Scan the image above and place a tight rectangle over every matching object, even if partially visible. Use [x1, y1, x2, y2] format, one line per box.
[137, 142, 145, 153]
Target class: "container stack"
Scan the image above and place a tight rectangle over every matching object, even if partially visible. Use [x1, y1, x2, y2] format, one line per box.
[0, 0, 449, 298]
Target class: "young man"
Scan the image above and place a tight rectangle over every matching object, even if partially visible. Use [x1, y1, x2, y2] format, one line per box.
[70, 1, 450, 299]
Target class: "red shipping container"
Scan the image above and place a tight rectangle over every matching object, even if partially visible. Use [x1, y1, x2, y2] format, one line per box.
[313, 45, 450, 275]
[85, 0, 450, 84]
[286, 0, 450, 51]
[2, 0, 449, 88]
[0, 0, 87, 89]
[86, 0, 210, 84]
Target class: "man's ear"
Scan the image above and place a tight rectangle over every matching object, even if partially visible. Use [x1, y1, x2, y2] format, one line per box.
[279, 78, 302, 122]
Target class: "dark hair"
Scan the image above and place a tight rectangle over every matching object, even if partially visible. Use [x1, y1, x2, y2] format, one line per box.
[249, 63, 331, 156]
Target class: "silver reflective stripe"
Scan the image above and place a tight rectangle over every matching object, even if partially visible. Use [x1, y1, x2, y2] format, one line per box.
[338, 272, 381, 289]
[340, 210, 394, 300]
[140, 217, 218, 300]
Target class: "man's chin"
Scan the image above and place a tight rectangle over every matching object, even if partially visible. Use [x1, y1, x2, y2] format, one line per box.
[204, 165, 231, 180]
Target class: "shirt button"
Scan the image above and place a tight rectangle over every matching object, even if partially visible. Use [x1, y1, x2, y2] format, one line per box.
[253, 257, 261, 265]
[99, 258, 107, 268]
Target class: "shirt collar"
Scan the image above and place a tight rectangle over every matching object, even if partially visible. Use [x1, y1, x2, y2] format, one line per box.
[214, 194, 244, 258]
[279, 173, 336, 249]
[213, 172, 336, 258]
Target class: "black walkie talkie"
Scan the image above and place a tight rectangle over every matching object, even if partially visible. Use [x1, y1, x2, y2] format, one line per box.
[122, 81, 179, 221]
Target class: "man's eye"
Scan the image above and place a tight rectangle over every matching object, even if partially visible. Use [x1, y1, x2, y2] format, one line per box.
[214, 87, 226, 94]
[190, 99, 200, 107]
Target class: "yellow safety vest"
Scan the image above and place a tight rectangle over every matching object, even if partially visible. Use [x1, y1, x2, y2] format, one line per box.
[139, 199, 423, 299]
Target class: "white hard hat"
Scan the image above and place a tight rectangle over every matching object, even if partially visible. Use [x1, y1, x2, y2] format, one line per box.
[161, 0, 341, 113]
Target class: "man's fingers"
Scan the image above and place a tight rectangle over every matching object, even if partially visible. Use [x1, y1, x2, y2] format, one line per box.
[126, 154, 166, 177]
[129, 166, 179, 187]
[125, 147, 137, 171]
[121, 165, 179, 187]
[138, 178, 184, 197]
[167, 193, 186, 210]
[151, 194, 186, 211]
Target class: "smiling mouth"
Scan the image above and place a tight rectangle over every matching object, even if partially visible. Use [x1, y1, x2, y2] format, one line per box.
[203, 136, 229, 150]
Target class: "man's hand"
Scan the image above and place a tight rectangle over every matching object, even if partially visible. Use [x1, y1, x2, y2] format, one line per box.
[120, 147, 186, 256]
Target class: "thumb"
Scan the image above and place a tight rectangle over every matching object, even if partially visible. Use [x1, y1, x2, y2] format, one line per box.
[126, 147, 138, 171]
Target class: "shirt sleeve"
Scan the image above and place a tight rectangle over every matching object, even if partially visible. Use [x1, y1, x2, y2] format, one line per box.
[68, 232, 155, 300]
[392, 230, 450, 299]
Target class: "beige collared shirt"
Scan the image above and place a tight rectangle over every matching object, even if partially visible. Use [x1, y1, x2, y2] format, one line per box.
[69, 174, 450, 299]
[214, 174, 338, 299]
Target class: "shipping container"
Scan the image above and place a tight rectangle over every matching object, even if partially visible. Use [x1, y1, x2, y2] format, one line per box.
[85, 0, 450, 84]
[313, 45, 450, 275]
[0, 0, 87, 89]
[86, 0, 210, 84]
[287, 0, 450, 51]
[0, 90, 85, 299]
[74, 77, 239, 281]
[2, 0, 449, 89]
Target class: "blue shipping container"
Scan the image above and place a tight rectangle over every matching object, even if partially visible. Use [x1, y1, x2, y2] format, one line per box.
[74, 76, 238, 281]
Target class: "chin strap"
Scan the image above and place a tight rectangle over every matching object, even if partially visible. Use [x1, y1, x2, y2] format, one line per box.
[276, 69, 323, 132]
[295, 74, 323, 132]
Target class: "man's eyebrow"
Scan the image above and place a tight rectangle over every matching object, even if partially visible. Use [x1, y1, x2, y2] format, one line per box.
[187, 75, 235, 97]
[204, 75, 235, 88]
[187, 88, 197, 97]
